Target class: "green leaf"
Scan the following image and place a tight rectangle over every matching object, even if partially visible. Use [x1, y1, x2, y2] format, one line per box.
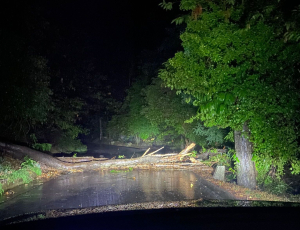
[217, 103, 226, 114]
[218, 93, 226, 102]
[171, 17, 185, 25]
[225, 93, 235, 105]
[159, 1, 173, 10]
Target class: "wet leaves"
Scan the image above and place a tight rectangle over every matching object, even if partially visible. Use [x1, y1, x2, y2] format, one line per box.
[45, 200, 203, 219]
[196, 170, 292, 202]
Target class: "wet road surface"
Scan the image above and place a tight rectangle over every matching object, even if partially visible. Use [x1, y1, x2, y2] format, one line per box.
[0, 170, 235, 220]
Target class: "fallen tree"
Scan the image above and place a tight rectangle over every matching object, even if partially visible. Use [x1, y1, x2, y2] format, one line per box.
[0, 142, 68, 169]
[0, 142, 212, 171]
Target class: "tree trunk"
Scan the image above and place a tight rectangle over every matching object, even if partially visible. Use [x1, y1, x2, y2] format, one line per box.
[0, 142, 69, 169]
[180, 135, 184, 150]
[135, 135, 140, 146]
[184, 137, 190, 148]
[234, 123, 257, 189]
[0, 142, 210, 172]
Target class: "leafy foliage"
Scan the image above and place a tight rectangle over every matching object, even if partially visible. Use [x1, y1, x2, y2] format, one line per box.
[30, 134, 52, 152]
[261, 178, 291, 195]
[0, 157, 41, 195]
[193, 123, 225, 146]
[143, 79, 196, 134]
[109, 76, 226, 148]
[284, 5, 300, 42]
[159, 0, 300, 178]
[159, 0, 173, 11]
[56, 135, 87, 153]
[21, 156, 42, 176]
[0, 54, 53, 140]
[0, 3, 115, 151]
[108, 82, 159, 143]
[143, 78, 226, 147]
[32, 143, 52, 152]
[188, 150, 197, 158]
[203, 148, 238, 181]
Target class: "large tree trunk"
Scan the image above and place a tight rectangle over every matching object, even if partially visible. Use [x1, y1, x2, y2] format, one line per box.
[0, 142, 69, 169]
[234, 123, 257, 189]
[0, 142, 210, 172]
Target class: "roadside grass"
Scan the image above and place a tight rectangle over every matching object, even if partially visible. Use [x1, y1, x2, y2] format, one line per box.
[0, 155, 42, 195]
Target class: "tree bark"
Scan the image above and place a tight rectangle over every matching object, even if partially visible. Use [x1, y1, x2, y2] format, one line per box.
[135, 135, 140, 146]
[0, 142, 69, 169]
[180, 135, 184, 150]
[0, 142, 207, 171]
[234, 123, 257, 189]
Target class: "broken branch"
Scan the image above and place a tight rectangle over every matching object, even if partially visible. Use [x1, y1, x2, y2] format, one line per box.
[178, 143, 196, 155]
[141, 148, 151, 157]
[147, 147, 164, 156]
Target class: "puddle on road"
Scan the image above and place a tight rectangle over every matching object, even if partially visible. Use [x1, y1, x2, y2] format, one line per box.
[0, 170, 234, 220]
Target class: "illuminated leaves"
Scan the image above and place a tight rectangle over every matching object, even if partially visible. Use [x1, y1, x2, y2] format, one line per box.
[159, 0, 173, 10]
[159, 1, 300, 178]
[217, 104, 226, 114]
[172, 16, 187, 25]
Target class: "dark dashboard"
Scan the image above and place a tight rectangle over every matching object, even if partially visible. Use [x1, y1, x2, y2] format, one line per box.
[2, 206, 299, 230]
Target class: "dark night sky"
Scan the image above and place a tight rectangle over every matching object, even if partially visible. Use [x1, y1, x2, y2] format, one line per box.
[2, 0, 180, 99]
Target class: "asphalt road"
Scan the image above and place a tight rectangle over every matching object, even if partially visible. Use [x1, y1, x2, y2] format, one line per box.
[0, 170, 235, 220]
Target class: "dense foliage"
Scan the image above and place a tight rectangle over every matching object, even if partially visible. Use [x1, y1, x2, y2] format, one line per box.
[159, 0, 300, 182]
[108, 82, 160, 143]
[108, 77, 227, 148]
[0, 156, 42, 195]
[0, 3, 117, 152]
[108, 64, 226, 148]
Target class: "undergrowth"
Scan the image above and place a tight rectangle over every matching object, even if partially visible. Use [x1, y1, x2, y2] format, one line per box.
[258, 177, 291, 195]
[0, 156, 42, 195]
[202, 148, 237, 182]
[201, 148, 291, 195]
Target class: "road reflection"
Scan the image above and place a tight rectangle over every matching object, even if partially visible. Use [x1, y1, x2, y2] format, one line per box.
[0, 170, 234, 220]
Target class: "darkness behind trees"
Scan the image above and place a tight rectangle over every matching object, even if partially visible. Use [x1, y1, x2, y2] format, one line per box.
[0, 0, 179, 151]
